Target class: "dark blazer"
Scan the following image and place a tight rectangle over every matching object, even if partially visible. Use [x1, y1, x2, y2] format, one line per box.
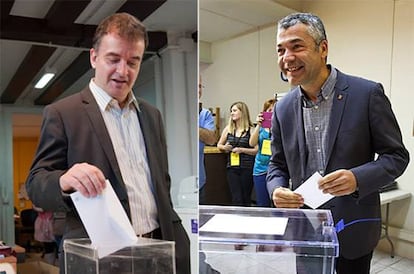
[26, 87, 190, 273]
[267, 69, 409, 259]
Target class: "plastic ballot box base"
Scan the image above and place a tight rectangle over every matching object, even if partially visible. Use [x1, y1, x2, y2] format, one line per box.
[199, 206, 339, 274]
[64, 238, 175, 274]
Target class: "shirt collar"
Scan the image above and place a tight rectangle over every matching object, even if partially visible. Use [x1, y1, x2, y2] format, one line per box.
[320, 65, 337, 100]
[89, 79, 140, 112]
[301, 65, 337, 106]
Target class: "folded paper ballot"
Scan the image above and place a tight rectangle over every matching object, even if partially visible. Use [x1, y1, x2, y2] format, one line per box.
[70, 180, 138, 258]
[294, 172, 334, 209]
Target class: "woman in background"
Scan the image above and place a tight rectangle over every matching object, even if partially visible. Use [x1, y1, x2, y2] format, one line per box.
[217, 101, 257, 206]
[249, 98, 276, 207]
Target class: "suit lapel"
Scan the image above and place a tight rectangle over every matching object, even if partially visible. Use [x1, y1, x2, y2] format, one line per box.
[135, 103, 159, 195]
[80, 88, 124, 185]
[293, 88, 307, 181]
[325, 71, 348, 167]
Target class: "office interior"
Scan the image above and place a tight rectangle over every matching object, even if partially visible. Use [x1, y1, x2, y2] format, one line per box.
[199, 0, 413, 264]
[0, 0, 412, 273]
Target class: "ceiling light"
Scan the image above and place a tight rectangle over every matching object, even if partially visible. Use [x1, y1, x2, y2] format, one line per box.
[34, 73, 55, 89]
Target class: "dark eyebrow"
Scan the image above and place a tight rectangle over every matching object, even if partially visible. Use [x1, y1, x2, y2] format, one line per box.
[277, 38, 304, 48]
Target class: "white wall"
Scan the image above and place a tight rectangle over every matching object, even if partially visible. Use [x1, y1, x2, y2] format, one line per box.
[201, 26, 290, 131]
[315, 1, 394, 94]
[201, 0, 414, 259]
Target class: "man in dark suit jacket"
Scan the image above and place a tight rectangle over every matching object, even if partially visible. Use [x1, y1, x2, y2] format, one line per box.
[267, 13, 409, 274]
[26, 13, 190, 274]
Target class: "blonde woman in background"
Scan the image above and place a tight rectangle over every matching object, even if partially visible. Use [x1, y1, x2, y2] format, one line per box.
[249, 98, 276, 207]
[217, 102, 258, 206]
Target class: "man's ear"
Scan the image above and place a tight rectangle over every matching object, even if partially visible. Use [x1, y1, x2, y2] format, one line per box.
[320, 40, 328, 60]
[90, 48, 97, 69]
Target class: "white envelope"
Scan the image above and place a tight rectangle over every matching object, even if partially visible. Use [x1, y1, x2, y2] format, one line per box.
[70, 180, 138, 258]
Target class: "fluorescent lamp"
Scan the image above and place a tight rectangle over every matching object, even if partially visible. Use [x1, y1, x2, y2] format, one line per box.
[34, 73, 55, 89]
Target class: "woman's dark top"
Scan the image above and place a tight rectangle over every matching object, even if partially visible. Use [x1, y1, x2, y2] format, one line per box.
[226, 130, 255, 169]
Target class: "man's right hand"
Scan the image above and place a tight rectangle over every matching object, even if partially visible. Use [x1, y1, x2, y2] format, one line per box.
[272, 187, 304, 208]
[59, 163, 106, 198]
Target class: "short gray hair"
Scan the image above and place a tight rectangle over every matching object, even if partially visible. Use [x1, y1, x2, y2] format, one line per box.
[278, 13, 327, 45]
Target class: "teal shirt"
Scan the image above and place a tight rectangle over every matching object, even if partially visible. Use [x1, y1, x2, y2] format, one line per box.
[253, 128, 271, 175]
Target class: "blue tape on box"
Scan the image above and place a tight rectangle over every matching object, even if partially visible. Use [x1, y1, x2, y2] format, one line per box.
[191, 219, 198, 234]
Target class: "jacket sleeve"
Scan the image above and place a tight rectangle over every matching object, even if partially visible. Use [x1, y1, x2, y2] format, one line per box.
[266, 106, 290, 197]
[350, 83, 409, 199]
[26, 104, 72, 212]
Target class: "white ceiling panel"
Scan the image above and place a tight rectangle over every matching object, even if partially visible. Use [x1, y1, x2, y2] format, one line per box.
[200, 10, 254, 42]
[10, 0, 55, 18]
[200, 0, 297, 43]
[75, 0, 128, 25]
[143, 0, 197, 33]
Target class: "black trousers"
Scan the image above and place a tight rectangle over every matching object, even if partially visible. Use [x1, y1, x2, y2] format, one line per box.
[336, 251, 373, 274]
[226, 167, 253, 206]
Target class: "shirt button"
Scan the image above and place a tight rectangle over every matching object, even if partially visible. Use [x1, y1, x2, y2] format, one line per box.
[314, 105, 319, 110]
[317, 149, 321, 153]
[315, 126, 320, 131]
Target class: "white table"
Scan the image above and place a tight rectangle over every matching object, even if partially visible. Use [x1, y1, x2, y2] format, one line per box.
[379, 189, 411, 257]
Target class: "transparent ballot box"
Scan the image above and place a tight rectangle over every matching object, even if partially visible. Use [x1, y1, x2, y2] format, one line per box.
[64, 238, 175, 274]
[199, 206, 339, 274]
